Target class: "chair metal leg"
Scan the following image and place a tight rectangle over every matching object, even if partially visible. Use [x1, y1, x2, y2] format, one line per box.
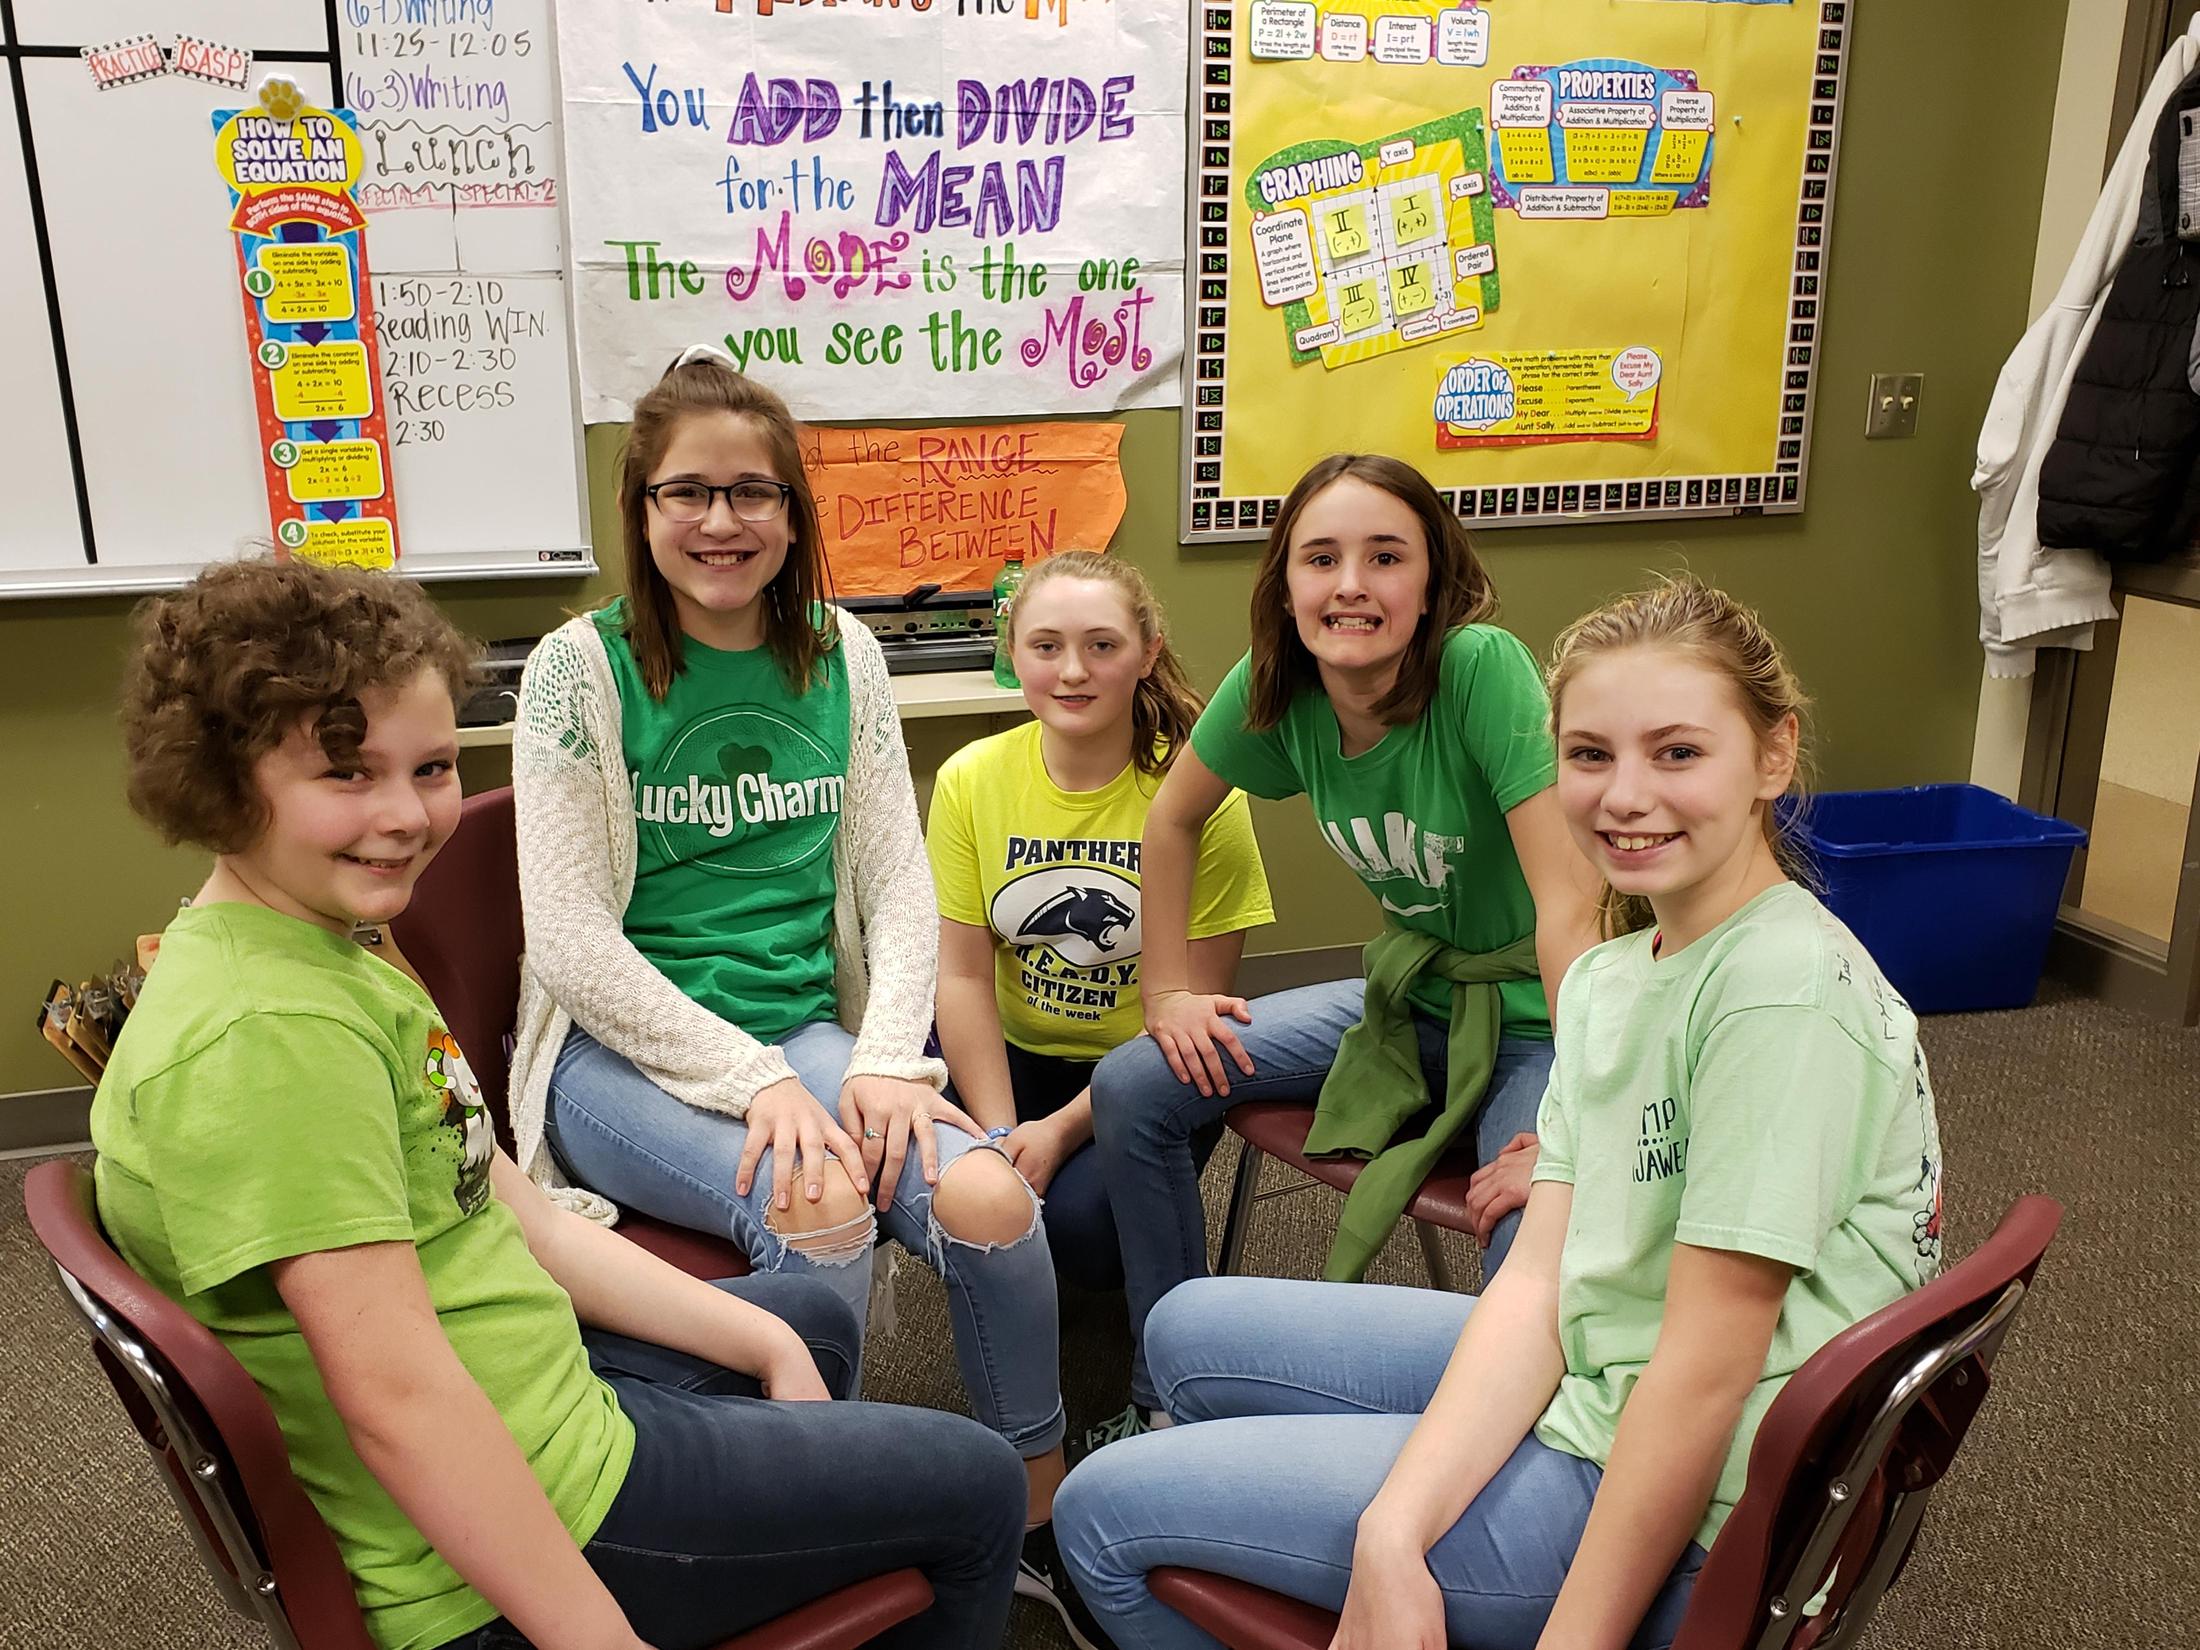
[1414, 1221, 1458, 1292]
[1790, 1489, 1930, 1650]
[1215, 1140, 1265, 1275]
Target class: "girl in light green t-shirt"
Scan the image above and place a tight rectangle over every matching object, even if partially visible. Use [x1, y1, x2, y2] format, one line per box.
[96, 559, 1024, 1650]
[1054, 576, 1945, 1650]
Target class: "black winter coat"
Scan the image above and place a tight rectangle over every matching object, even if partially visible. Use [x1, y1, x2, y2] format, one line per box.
[2039, 66, 2200, 563]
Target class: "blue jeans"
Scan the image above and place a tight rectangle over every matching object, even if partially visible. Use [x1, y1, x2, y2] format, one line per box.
[436, 1273, 1025, 1650]
[1054, 1277, 1704, 1650]
[960, 1043, 1224, 1295]
[547, 1019, 1067, 1457]
[993, 1044, 1118, 1293]
[1089, 977, 1555, 1406]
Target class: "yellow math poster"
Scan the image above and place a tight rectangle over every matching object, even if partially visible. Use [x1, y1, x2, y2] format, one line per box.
[1188, 0, 1845, 538]
[1434, 346, 1662, 448]
[1246, 108, 1500, 370]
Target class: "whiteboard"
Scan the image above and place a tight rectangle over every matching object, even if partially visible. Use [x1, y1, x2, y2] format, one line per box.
[17, 4, 322, 52]
[0, 2, 591, 597]
[0, 72, 84, 570]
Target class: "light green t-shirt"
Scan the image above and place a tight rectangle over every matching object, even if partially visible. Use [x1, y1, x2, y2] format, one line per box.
[1530, 882, 1947, 1551]
[598, 600, 848, 1044]
[90, 903, 633, 1650]
[1189, 624, 1557, 1038]
[928, 719, 1275, 1059]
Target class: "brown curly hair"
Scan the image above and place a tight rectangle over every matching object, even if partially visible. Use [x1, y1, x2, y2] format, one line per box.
[122, 559, 480, 854]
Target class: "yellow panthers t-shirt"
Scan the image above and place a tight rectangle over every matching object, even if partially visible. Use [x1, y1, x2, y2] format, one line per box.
[928, 721, 1274, 1059]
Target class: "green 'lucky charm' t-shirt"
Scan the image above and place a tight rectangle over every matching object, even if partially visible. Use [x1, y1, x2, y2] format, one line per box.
[599, 600, 848, 1043]
[90, 902, 633, 1650]
[1189, 624, 1557, 1038]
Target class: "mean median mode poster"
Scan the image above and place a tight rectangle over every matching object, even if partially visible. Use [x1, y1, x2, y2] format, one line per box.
[561, 0, 1187, 421]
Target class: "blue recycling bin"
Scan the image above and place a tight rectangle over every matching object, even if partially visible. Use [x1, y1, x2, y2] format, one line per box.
[1787, 784, 2088, 1015]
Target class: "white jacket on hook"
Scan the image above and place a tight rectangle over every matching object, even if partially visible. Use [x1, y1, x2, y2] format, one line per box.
[1974, 17, 2200, 679]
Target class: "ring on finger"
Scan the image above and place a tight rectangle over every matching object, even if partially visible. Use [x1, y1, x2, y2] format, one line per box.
[863, 1127, 881, 1140]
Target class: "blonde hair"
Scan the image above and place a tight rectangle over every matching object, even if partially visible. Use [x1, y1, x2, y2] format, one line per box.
[616, 351, 832, 699]
[1004, 551, 1202, 778]
[1547, 575, 1814, 938]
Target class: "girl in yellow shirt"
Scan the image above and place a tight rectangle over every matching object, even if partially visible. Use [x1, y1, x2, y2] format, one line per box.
[927, 552, 1274, 1299]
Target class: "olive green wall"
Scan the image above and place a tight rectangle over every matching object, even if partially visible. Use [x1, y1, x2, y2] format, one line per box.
[0, 1, 2067, 1104]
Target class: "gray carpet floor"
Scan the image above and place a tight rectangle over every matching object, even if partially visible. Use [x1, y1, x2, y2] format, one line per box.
[1, 980, 2191, 1649]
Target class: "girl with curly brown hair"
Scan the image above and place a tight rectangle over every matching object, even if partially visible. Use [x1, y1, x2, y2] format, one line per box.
[94, 557, 1023, 1650]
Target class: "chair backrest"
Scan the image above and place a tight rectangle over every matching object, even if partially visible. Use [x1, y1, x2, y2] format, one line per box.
[1154, 1193, 2063, 1650]
[26, 1157, 919, 1650]
[1674, 1194, 2064, 1650]
[388, 785, 524, 1152]
[23, 1158, 375, 1650]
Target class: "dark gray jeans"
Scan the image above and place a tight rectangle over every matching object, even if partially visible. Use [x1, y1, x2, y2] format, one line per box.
[434, 1272, 1024, 1650]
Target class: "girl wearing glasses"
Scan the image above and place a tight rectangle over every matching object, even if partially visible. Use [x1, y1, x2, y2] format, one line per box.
[507, 349, 1075, 1563]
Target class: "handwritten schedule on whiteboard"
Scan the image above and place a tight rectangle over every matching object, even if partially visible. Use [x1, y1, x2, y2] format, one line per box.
[341, 0, 563, 273]
[372, 272, 588, 571]
[0, 3, 590, 595]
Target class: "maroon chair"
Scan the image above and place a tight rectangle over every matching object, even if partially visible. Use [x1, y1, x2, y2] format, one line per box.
[24, 1159, 931, 1650]
[1152, 1194, 2063, 1650]
[387, 785, 750, 1280]
[1218, 1100, 1483, 1288]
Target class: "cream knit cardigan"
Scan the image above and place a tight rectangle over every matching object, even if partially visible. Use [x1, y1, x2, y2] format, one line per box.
[507, 607, 949, 1219]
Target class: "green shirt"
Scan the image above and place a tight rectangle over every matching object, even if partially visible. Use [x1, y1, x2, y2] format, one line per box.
[90, 903, 633, 1650]
[1190, 624, 1557, 1038]
[1530, 883, 1946, 1551]
[598, 601, 848, 1043]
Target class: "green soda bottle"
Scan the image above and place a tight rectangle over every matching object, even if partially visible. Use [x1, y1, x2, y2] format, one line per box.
[991, 555, 1026, 688]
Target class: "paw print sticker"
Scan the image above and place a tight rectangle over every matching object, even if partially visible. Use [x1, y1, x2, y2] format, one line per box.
[258, 75, 306, 121]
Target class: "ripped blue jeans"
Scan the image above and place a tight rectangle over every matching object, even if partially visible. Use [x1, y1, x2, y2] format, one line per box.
[547, 1020, 1066, 1457]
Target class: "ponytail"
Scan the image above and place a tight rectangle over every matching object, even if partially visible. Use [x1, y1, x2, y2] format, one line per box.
[1547, 574, 1816, 941]
[1005, 550, 1203, 777]
[1129, 635, 1202, 778]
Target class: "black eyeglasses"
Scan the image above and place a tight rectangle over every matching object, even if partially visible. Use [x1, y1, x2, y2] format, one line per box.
[645, 479, 794, 524]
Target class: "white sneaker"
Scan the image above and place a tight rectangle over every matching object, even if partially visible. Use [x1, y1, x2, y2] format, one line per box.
[1017, 1521, 1116, 1650]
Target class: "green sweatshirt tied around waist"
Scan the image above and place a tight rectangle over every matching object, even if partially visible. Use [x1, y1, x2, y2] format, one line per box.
[1305, 925, 1542, 1281]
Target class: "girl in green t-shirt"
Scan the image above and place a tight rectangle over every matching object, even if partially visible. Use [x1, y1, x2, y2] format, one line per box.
[1087, 454, 1602, 1435]
[928, 552, 1275, 1298]
[509, 350, 1077, 1608]
[1055, 576, 1945, 1650]
[95, 559, 1024, 1650]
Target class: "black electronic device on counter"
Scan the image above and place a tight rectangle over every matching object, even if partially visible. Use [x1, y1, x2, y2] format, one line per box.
[834, 584, 998, 675]
[458, 638, 536, 727]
